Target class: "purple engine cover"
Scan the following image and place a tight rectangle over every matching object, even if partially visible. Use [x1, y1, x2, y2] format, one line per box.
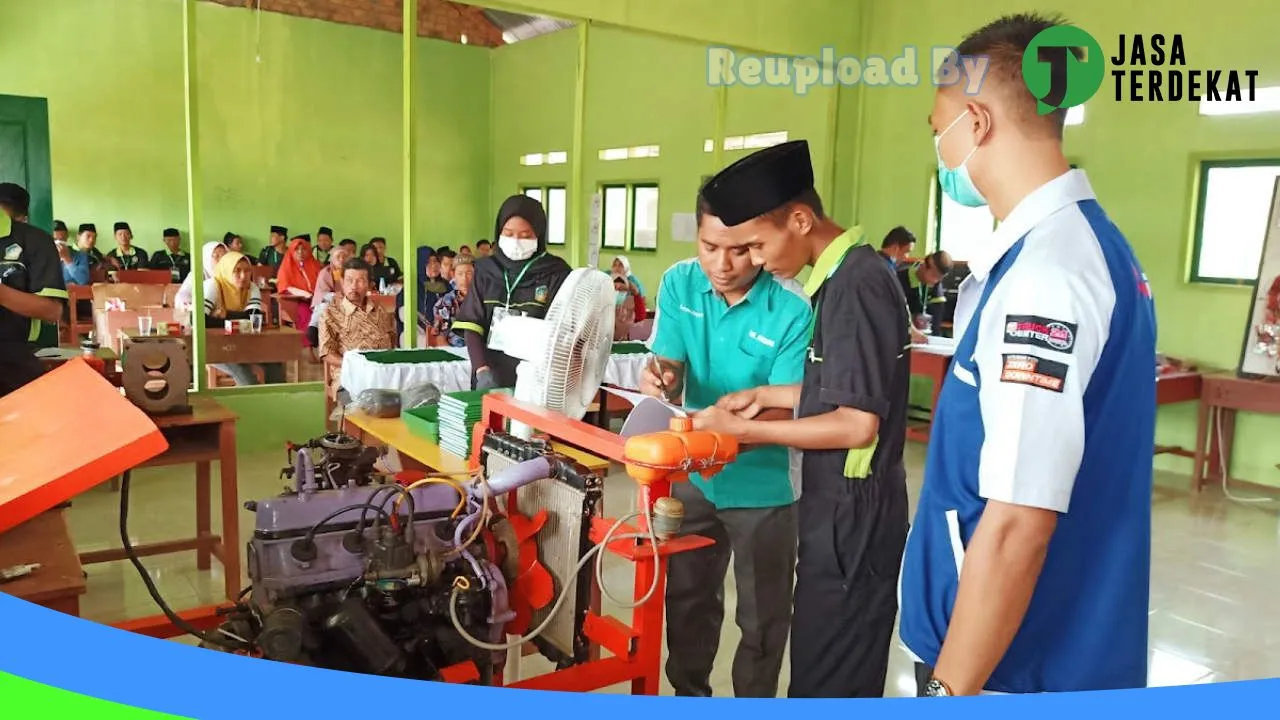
[249, 483, 463, 604]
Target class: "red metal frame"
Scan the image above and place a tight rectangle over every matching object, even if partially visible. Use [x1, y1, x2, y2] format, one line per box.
[113, 392, 713, 696]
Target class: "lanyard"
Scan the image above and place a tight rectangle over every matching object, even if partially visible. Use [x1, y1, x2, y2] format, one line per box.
[807, 244, 856, 344]
[503, 253, 543, 306]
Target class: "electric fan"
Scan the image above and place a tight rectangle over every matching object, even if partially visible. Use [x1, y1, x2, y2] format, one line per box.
[491, 268, 616, 439]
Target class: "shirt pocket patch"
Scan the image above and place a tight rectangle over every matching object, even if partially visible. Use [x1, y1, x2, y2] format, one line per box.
[737, 331, 776, 372]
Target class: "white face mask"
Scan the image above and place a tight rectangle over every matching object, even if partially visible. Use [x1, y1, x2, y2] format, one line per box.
[499, 235, 539, 261]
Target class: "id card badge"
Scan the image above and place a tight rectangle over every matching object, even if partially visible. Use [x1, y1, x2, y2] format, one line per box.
[488, 306, 512, 352]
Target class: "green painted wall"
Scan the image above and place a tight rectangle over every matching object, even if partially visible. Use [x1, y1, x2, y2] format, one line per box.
[477, 0, 861, 56]
[0, 0, 492, 263]
[491, 24, 841, 292]
[854, 0, 1280, 486]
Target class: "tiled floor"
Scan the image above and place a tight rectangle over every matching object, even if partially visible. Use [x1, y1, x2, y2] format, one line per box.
[64, 440, 1280, 695]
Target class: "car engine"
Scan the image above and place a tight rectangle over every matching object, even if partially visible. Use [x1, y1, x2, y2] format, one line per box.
[206, 433, 536, 684]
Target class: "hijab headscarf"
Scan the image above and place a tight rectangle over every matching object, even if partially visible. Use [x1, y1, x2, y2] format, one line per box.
[492, 194, 549, 272]
[213, 251, 251, 313]
[612, 255, 645, 297]
[276, 237, 323, 294]
[200, 241, 223, 280]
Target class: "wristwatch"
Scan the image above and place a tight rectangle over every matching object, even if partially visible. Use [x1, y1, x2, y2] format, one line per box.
[923, 677, 953, 697]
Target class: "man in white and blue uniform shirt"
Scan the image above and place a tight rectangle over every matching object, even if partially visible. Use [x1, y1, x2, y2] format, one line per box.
[901, 14, 1157, 697]
[639, 190, 811, 698]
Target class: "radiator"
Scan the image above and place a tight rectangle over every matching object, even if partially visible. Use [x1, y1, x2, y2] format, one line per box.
[481, 432, 603, 665]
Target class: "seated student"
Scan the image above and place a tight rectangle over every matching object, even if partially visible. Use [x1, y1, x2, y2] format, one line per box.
[432, 255, 474, 347]
[612, 274, 636, 341]
[150, 228, 192, 282]
[458, 244, 473, 261]
[879, 225, 917, 272]
[360, 243, 390, 290]
[418, 251, 450, 328]
[314, 227, 335, 264]
[310, 243, 352, 346]
[56, 232, 91, 287]
[898, 249, 953, 339]
[610, 255, 647, 320]
[276, 235, 323, 350]
[52, 220, 70, 245]
[259, 226, 289, 271]
[204, 251, 284, 386]
[104, 222, 150, 270]
[76, 223, 105, 268]
[475, 239, 493, 257]
[223, 232, 254, 264]
[438, 247, 458, 285]
[176, 241, 227, 313]
[319, 257, 396, 395]
[370, 237, 403, 286]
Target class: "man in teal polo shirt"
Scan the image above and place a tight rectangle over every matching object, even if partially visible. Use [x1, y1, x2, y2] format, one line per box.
[639, 190, 811, 698]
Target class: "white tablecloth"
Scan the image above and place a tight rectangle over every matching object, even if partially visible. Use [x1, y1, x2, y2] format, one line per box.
[339, 345, 651, 397]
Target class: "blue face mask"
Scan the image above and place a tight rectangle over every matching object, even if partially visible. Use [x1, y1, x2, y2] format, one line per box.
[615, 290, 627, 306]
[935, 110, 987, 208]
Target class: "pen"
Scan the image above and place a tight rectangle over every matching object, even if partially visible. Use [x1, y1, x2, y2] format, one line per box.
[649, 355, 670, 402]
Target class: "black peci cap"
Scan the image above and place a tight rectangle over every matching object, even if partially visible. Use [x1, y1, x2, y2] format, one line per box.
[271, 225, 287, 236]
[53, 220, 68, 233]
[163, 227, 180, 237]
[700, 140, 815, 227]
[113, 221, 131, 233]
[79, 223, 96, 234]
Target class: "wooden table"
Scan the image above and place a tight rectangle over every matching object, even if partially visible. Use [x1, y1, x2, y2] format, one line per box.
[79, 397, 242, 602]
[907, 345, 953, 443]
[204, 327, 303, 381]
[343, 409, 612, 476]
[1192, 374, 1280, 492]
[0, 509, 86, 616]
[1154, 371, 1203, 458]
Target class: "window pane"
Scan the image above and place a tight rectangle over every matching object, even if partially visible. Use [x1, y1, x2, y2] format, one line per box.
[938, 188, 995, 262]
[1197, 164, 1280, 281]
[599, 147, 629, 161]
[524, 187, 543, 205]
[602, 186, 628, 249]
[632, 186, 659, 250]
[546, 151, 568, 165]
[546, 187, 567, 246]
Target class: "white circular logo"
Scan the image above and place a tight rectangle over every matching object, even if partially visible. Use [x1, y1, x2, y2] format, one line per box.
[1045, 322, 1074, 350]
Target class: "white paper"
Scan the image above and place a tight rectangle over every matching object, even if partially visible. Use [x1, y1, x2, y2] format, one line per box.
[671, 212, 697, 243]
[604, 386, 688, 437]
[586, 192, 603, 269]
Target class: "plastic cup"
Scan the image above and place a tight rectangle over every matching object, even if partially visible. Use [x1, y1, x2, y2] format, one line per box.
[138, 315, 153, 336]
[251, 313, 264, 333]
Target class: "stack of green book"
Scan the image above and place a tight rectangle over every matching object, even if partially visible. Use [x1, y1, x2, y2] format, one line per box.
[437, 388, 511, 458]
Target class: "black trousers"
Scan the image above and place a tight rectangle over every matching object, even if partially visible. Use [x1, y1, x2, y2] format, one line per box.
[0, 345, 46, 398]
[664, 481, 797, 698]
[788, 465, 909, 698]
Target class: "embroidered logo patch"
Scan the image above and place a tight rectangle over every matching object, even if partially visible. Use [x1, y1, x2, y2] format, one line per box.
[534, 285, 549, 303]
[1000, 353, 1068, 393]
[1004, 314, 1076, 353]
[748, 329, 775, 348]
[3, 243, 20, 261]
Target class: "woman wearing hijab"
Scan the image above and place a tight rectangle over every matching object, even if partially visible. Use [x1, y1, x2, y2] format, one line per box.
[455, 195, 572, 389]
[276, 236, 323, 348]
[204, 252, 285, 385]
[610, 255, 647, 321]
[176, 241, 227, 313]
[309, 243, 352, 346]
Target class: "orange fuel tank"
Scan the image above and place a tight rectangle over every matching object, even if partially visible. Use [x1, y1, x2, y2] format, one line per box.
[622, 417, 739, 485]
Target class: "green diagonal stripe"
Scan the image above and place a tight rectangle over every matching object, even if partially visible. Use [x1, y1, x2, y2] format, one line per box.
[0, 671, 190, 719]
